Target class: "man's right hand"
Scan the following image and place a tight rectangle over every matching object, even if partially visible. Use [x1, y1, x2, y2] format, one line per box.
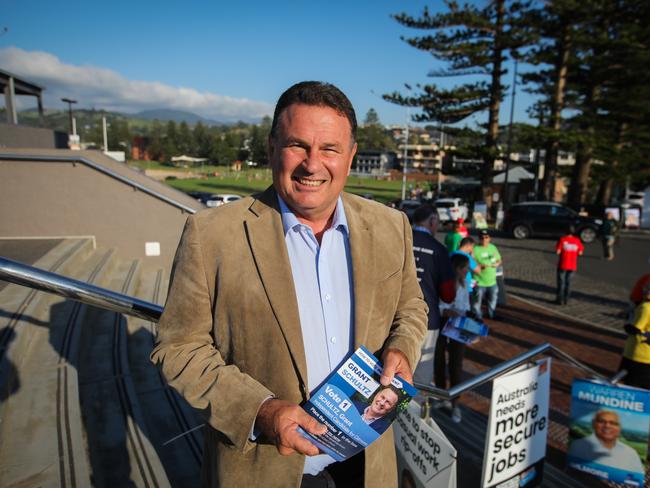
[255, 399, 327, 456]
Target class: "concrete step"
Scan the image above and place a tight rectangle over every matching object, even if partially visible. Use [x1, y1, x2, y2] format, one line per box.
[0, 247, 116, 488]
[126, 267, 203, 487]
[77, 258, 170, 488]
[1, 238, 93, 402]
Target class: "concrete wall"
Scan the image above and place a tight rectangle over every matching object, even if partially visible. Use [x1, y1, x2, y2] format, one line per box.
[0, 152, 204, 270]
[0, 123, 68, 149]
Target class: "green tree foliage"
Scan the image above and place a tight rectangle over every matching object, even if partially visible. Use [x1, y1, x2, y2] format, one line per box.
[364, 108, 380, 125]
[147, 121, 165, 161]
[163, 121, 179, 161]
[249, 115, 272, 165]
[523, 0, 650, 205]
[384, 0, 536, 203]
[107, 118, 131, 152]
[356, 108, 396, 152]
[176, 121, 194, 155]
[193, 122, 214, 159]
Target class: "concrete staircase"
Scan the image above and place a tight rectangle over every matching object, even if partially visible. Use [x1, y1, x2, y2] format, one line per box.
[0, 239, 203, 487]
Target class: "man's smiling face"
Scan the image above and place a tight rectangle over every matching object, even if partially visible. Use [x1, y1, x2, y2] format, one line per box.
[269, 103, 356, 225]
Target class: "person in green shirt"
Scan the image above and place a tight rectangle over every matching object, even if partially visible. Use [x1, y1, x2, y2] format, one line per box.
[471, 229, 502, 320]
[445, 220, 463, 253]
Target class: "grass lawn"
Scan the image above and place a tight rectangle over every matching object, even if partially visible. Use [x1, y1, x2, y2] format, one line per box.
[130, 161, 407, 203]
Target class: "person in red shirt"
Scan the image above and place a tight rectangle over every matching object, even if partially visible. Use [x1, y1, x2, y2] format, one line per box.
[555, 225, 584, 305]
[630, 271, 650, 305]
[457, 218, 469, 238]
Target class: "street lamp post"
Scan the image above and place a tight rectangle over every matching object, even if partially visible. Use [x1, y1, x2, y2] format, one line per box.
[61, 98, 77, 135]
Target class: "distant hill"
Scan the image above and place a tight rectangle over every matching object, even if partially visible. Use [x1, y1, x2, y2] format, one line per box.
[134, 109, 223, 126]
[7, 107, 231, 135]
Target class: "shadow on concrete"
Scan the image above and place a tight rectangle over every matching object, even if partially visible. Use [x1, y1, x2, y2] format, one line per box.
[505, 278, 628, 309]
[0, 328, 19, 403]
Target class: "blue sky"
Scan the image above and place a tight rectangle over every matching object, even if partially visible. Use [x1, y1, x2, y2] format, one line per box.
[1, 0, 533, 126]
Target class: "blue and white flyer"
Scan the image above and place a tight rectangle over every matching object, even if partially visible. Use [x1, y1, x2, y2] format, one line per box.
[300, 346, 417, 461]
[567, 379, 650, 486]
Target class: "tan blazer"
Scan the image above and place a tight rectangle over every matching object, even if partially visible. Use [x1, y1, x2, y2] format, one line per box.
[152, 186, 427, 487]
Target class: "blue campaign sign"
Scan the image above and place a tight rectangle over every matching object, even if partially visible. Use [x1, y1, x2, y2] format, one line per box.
[567, 379, 650, 486]
[300, 346, 417, 461]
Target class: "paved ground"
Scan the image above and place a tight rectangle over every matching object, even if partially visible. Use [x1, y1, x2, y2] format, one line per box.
[436, 230, 650, 331]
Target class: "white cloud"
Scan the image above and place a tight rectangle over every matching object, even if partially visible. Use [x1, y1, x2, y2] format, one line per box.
[0, 47, 273, 122]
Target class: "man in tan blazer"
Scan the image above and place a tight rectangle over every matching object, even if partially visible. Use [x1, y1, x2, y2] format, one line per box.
[152, 81, 427, 487]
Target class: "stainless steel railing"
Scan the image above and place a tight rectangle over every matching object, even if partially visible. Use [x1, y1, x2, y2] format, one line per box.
[0, 256, 619, 399]
[0, 256, 162, 322]
[0, 153, 199, 215]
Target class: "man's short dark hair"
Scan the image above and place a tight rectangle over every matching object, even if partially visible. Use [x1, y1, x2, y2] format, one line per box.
[450, 252, 469, 271]
[270, 81, 357, 141]
[413, 205, 436, 225]
[459, 236, 475, 248]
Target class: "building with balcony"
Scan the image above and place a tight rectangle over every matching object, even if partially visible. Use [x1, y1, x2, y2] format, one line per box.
[354, 150, 397, 175]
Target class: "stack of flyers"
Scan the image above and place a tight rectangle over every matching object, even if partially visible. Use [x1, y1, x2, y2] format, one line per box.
[299, 346, 417, 461]
[441, 316, 488, 345]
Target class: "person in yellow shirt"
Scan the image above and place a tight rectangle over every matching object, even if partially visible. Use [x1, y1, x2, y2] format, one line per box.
[621, 282, 650, 390]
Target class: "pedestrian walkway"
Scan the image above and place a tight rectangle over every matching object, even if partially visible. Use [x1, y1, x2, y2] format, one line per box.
[494, 236, 631, 331]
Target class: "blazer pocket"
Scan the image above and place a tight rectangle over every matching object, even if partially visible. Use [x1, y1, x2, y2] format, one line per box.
[378, 266, 401, 284]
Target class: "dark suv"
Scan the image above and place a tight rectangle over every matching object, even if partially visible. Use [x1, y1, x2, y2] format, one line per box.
[503, 202, 603, 243]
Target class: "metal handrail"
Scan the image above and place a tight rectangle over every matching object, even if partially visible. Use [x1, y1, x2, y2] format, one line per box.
[414, 342, 612, 401]
[0, 153, 198, 214]
[0, 256, 616, 398]
[0, 256, 162, 322]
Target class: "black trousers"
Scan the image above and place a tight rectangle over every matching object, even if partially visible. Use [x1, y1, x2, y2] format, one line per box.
[434, 332, 465, 404]
[301, 452, 364, 488]
[620, 357, 650, 390]
[556, 269, 574, 304]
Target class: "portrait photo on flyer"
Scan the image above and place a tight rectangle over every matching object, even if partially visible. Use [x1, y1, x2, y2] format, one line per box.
[299, 346, 417, 461]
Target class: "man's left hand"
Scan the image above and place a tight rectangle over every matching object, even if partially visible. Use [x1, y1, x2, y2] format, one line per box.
[380, 348, 413, 386]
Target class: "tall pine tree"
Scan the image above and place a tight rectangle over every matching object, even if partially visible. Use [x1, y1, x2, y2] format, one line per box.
[384, 0, 535, 205]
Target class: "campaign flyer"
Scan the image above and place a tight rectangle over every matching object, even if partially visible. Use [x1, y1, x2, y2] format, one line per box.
[567, 379, 650, 486]
[441, 316, 488, 345]
[300, 346, 417, 461]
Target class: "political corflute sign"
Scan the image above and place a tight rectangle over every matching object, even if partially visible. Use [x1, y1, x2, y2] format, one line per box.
[394, 401, 457, 488]
[481, 358, 551, 488]
[300, 346, 417, 461]
[567, 379, 650, 486]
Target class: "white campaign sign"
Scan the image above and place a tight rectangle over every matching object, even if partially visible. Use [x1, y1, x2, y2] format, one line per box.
[394, 401, 457, 488]
[481, 358, 551, 488]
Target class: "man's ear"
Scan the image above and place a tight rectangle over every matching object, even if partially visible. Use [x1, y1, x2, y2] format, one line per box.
[346, 142, 358, 176]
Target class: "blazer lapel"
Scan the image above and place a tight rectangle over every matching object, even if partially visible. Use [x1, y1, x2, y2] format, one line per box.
[245, 187, 308, 392]
[343, 194, 376, 350]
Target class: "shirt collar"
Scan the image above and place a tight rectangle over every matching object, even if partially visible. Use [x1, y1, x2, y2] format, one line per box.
[277, 195, 349, 236]
[413, 225, 432, 236]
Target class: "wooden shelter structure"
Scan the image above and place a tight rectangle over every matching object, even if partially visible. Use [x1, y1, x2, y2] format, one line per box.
[0, 69, 45, 125]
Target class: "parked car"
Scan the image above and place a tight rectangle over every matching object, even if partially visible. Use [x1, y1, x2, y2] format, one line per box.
[435, 198, 469, 222]
[187, 191, 217, 205]
[392, 199, 422, 222]
[503, 202, 603, 243]
[206, 194, 242, 207]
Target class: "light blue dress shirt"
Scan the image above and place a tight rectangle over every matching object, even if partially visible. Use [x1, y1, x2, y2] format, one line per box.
[278, 195, 355, 475]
